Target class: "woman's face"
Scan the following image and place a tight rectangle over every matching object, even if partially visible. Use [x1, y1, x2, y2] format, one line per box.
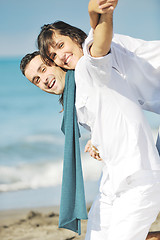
[48, 32, 83, 70]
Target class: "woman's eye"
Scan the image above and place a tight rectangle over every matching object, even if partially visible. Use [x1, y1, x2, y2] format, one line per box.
[42, 67, 46, 72]
[51, 53, 56, 60]
[59, 43, 64, 48]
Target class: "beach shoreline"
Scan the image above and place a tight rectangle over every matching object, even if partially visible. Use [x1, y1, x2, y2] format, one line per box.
[0, 205, 159, 240]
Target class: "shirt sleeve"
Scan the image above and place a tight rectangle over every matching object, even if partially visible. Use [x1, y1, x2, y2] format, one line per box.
[113, 33, 146, 53]
[82, 30, 112, 87]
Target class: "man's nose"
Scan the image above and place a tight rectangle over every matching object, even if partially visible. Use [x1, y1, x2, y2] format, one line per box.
[41, 76, 48, 84]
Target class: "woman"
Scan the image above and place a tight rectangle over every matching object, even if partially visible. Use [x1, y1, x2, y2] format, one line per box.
[37, 1, 160, 117]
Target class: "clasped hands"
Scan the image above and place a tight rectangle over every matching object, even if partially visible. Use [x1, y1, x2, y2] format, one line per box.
[89, 0, 118, 14]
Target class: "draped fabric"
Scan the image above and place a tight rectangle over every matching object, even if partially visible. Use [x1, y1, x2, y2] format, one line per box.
[59, 70, 88, 235]
[156, 128, 160, 156]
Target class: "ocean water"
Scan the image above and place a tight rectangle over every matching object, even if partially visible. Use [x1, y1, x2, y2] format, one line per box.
[0, 58, 160, 210]
[0, 58, 103, 210]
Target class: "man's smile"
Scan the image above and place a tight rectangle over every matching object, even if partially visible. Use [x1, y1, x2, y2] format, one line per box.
[48, 78, 56, 89]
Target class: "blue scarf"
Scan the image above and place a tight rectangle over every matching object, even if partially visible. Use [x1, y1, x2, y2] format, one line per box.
[59, 70, 88, 235]
[156, 128, 160, 156]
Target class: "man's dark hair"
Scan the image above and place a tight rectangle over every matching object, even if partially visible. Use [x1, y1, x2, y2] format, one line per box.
[37, 20, 87, 66]
[20, 51, 40, 75]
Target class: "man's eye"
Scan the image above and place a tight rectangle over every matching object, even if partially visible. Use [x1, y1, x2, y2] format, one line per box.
[42, 67, 46, 72]
[35, 77, 40, 84]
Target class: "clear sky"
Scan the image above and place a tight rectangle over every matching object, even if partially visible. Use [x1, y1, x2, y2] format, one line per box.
[0, 0, 160, 58]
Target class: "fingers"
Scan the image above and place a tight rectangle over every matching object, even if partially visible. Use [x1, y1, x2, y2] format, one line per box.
[84, 140, 102, 161]
[98, 0, 112, 9]
[91, 145, 99, 154]
[97, 0, 118, 12]
[96, 155, 102, 161]
[89, 149, 102, 161]
[84, 140, 92, 152]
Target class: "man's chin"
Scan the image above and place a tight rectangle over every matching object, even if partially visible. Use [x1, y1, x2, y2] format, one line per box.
[44, 89, 55, 94]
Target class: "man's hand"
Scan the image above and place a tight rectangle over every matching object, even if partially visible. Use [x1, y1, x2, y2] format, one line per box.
[85, 140, 102, 161]
[98, 0, 118, 13]
[89, 0, 118, 15]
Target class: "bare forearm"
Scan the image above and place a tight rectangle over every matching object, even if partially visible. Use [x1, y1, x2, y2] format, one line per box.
[89, 11, 100, 29]
[90, 12, 113, 57]
[88, 0, 101, 29]
[88, 0, 118, 30]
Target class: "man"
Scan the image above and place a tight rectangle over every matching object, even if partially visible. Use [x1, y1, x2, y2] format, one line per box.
[20, 51, 66, 96]
[20, 51, 101, 160]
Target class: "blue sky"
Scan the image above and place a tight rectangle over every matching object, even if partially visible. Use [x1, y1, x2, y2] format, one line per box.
[0, 0, 160, 58]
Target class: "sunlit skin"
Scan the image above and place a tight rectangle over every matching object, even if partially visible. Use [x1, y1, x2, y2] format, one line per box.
[25, 55, 66, 95]
[46, 1, 117, 70]
[48, 32, 83, 70]
[85, 140, 102, 161]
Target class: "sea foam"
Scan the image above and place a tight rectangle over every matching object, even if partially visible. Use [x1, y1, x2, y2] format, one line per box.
[0, 153, 103, 192]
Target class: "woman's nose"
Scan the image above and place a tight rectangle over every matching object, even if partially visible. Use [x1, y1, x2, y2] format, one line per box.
[57, 50, 65, 61]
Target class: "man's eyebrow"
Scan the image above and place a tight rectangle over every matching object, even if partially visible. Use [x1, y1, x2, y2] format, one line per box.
[37, 63, 44, 72]
[31, 76, 37, 83]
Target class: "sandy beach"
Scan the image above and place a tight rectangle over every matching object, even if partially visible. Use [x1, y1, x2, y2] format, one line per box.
[0, 205, 160, 240]
[0, 206, 88, 240]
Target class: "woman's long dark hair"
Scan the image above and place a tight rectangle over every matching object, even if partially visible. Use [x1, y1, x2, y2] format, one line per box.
[37, 21, 87, 66]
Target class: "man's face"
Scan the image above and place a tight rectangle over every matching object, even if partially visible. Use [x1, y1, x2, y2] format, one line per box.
[25, 55, 66, 95]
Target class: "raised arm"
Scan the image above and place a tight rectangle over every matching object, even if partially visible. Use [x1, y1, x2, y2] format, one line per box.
[88, 0, 101, 29]
[88, 0, 116, 29]
[88, 0, 118, 57]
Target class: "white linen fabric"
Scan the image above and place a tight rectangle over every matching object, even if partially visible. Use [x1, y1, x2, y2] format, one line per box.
[85, 180, 160, 240]
[75, 30, 160, 240]
[84, 29, 160, 114]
